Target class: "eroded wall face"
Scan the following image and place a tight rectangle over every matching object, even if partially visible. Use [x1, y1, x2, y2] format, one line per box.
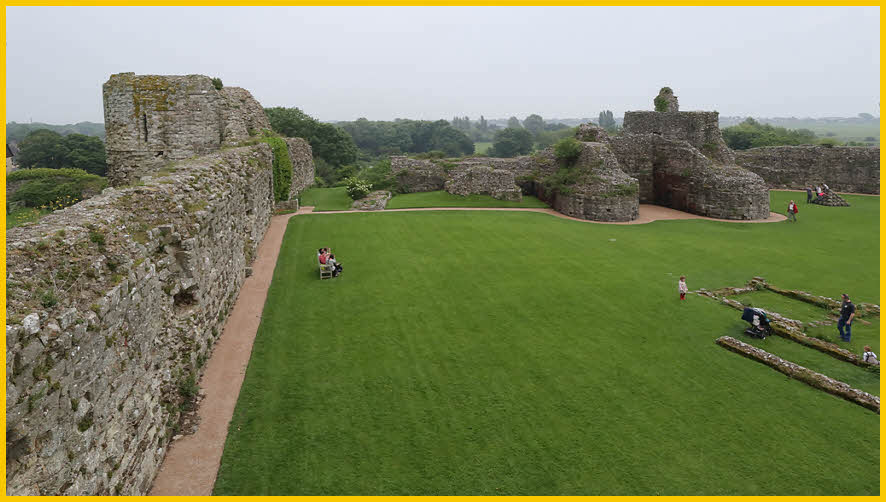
[734, 146, 880, 194]
[284, 137, 315, 198]
[623, 111, 735, 165]
[6, 145, 275, 495]
[103, 73, 271, 186]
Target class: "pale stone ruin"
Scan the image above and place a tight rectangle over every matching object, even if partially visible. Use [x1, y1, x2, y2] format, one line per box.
[6, 74, 313, 495]
[391, 89, 771, 222]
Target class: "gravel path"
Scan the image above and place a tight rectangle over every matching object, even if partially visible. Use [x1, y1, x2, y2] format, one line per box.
[147, 203, 785, 495]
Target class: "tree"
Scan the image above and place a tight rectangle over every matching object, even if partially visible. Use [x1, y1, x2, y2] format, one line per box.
[265, 107, 358, 169]
[598, 110, 616, 131]
[16, 130, 69, 170]
[489, 128, 533, 158]
[721, 118, 818, 150]
[16, 130, 106, 176]
[523, 114, 545, 137]
[507, 116, 523, 129]
[478, 115, 488, 132]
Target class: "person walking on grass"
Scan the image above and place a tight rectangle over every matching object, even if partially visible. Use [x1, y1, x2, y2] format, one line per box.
[678, 276, 688, 300]
[838, 293, 856, 342]
[787, 200, 798, 222]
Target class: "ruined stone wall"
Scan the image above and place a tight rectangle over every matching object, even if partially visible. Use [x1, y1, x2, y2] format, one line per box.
[390, 156, 447, 192]
[103, 74, 271, 186]
[607, 135, 656, 203]
[284, 137, 314, 198]
[444, 166, 521, 201]
[733, 146, 880, 194]
[5, 145, 275, 495]
[651, 138, 770, 220]
[623, 111, 734, 165]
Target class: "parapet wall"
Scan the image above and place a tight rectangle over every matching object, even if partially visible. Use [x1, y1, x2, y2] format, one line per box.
[733, 145, 880, 194]
[102, 73, 272, 186]
[5, 144, 275, 495]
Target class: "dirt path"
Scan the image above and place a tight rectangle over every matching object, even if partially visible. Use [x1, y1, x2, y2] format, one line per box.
[147, 203, 785, 495]
[299, 203, 788, 224]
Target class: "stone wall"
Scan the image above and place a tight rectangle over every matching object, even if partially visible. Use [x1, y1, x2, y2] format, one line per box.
[5, 145, 275, 495]
[650, 137, 770, 220]
[623, 110, 734, 165]
[390, 156, 447, 193]
[103, 73, 271, 186]
[284, 137, 314, 198]
[733, 146, 880, 194]
[444, 166, 521, 201]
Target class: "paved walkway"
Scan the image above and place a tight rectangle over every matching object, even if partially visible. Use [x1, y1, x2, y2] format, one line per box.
[148, 203, 785, 495]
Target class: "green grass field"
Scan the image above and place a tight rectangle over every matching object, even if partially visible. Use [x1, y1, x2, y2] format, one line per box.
[6, 207, 49, 229]
[214, 191, 879, 495]
[474, 141, 493, 154]
[298, 187, 354, 211]
[387, 191, 548, 209]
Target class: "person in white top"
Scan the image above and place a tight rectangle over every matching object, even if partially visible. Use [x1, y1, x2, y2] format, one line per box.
[787, 200, 798, 222]
[863, 346, 879, 365]
[678, 276, 688, 300]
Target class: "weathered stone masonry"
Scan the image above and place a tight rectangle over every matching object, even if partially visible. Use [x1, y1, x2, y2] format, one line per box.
[734, 145, 880, 195]
[7, 74, 314, 496]
[102, 73, 272, 186]
[6, 145, 274, 495]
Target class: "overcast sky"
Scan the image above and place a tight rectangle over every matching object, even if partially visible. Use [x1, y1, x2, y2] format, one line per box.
[5, 6, 880, 124]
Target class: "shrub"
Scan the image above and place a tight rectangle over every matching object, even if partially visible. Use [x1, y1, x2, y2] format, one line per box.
[345, 177, 373, 200]
[40, 290, 58, 308]
[89, 230, 106, 246]
[211, 77, 223, 90]
[359, 159, 395, 190]
[553, 137, 583, 165]
[8, 168, 106, 209]
[259, 134, 293, 201]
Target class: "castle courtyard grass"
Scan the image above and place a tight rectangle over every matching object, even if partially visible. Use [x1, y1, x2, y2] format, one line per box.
[214, 191, 878, 495]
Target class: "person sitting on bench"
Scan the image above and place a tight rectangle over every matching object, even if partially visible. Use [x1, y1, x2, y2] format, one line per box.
[328, 254, 343, 277]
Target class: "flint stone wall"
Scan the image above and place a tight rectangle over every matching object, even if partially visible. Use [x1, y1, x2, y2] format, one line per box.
[716, 336, 879, 413]
[649, 137, 769, 220]
[284, 137, 314, 198]
[623, 111, 734, 165]
[5, 144, 275, 495]
[733, 146, 880, 194]
[390, 156, 447, 192]
[103, 73, 272, 186]
[445, 166, 521, 201]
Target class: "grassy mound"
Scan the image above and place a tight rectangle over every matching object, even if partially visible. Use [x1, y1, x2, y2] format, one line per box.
[214, 191, 878, 495]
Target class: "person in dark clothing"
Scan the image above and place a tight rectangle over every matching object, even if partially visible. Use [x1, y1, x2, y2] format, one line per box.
[805, 187, 813, 203]
[837, 293, 856, 342]
[327, 254, 343, 277]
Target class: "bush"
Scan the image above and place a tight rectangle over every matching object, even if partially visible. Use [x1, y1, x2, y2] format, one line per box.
[345, 177, 373, 200]
[259, 134, 293, 201]
[553, 137, 582, 165]
[211, 77, 223, 90]
[8, 168, 107, 209]
[359, 159, 395, 190]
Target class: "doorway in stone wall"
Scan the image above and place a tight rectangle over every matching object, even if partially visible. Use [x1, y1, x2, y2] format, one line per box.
[653, 166, 689, 211]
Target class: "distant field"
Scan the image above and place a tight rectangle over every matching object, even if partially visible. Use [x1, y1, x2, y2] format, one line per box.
[474, 141, 493, 154]
[721, 118, 879, 145]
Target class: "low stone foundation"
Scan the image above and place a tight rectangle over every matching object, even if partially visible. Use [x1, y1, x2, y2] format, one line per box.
[352, 190, 392, 211]
[812, 191, 850, 207]
[716, 336, 879, 413]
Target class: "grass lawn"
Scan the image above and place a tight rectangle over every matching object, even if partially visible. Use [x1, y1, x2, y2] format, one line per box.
[387, 190, 548, 209]
[299, 187, 353, 211]
[214, 191, 878, 495]
[474, 141, 493, 154]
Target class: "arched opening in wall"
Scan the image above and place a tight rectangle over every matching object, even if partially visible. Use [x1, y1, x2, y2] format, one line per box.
[142, 113, 148, 142]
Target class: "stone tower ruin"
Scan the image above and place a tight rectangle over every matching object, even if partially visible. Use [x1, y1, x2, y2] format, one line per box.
[103, 73, 272, 185]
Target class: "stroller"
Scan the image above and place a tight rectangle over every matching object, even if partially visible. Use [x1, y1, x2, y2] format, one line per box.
[741, 307, 772, 339]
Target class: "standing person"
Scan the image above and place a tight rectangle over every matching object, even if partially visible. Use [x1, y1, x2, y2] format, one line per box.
[678, 276, 688, 300]
[787, 200, 798, 222]
[805, 187, 813, 203]
[863, 346, 879, 365]
[816, 185, 823, 196]
[837, 293, 856, 342]
[823, 183, 830, 193]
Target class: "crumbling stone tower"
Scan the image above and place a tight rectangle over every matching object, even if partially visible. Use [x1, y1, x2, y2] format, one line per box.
[654, 86, 679, 112]
[103, 73, 272, 186]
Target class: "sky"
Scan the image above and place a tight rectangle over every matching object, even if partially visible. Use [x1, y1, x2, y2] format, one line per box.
[4, 6, 880, 124]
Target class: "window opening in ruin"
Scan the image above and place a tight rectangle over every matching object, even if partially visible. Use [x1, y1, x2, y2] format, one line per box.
[155, 151, 164, 158]
[142, 113, 148, 142]
[173, 289, 197, 310]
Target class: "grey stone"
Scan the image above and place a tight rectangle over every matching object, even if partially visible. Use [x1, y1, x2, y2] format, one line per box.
[22, 314, 40, 335]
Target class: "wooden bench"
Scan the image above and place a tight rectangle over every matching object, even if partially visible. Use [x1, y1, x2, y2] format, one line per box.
[319, 263, 333, 280]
